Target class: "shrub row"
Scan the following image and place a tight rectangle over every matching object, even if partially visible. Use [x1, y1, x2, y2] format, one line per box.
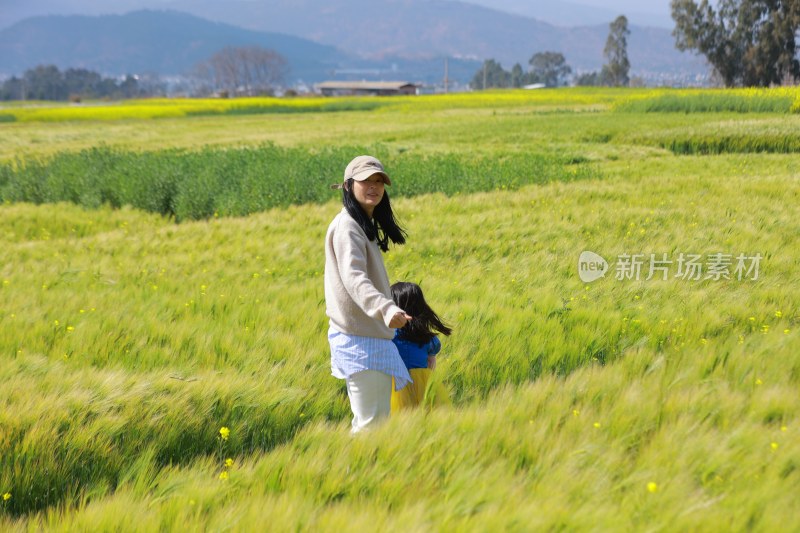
[615, 92, 796, 113]
[661, 134, 800, 154]
[0, 144, 598, 221]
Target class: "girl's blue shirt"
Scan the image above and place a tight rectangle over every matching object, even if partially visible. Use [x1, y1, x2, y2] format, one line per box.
[392, 330, 441, 370]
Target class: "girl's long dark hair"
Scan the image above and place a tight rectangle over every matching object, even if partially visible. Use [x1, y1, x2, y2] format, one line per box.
[391, 282, 452, 344]
[343, 178, 406, 252]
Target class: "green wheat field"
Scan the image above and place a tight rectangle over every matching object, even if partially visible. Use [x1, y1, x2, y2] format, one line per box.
[1, 88, 799, 531]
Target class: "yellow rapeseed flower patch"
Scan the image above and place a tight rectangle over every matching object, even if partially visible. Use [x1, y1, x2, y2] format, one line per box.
[1, 88, 634, 123]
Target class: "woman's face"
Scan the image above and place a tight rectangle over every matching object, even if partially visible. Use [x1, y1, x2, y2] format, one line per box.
[350, 174, 386, 217]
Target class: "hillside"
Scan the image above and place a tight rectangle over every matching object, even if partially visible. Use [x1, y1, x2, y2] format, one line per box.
[0, 10, 483, 83]
[0, 10, 347, 81]
[161, 0, 704, 75]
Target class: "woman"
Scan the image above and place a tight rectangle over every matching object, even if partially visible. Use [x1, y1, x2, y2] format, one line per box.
[324, 155, 412, 433]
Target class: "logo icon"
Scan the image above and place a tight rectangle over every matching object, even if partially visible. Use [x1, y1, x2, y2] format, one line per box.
[578, 251, 608, 283]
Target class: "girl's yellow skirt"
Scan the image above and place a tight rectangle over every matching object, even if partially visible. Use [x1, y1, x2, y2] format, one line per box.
[391, 368, 451, 414]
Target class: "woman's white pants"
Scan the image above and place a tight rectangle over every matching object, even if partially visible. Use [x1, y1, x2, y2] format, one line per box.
[345, 370, 392, 434]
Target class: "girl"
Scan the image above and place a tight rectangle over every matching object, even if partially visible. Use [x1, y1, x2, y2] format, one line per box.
[389, 282, 453, 412]
[324, 155, 412, 433]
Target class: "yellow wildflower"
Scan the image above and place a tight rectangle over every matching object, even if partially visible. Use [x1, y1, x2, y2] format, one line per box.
[2, 492, 10, 501]
[219, 471, 229, 480]
[225, 458, 233, 468]
[647, 482, 658, 493]
[219, 426, 230, 440]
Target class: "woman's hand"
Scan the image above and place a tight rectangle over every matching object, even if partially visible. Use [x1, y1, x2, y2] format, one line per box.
[389, 311, 413, 328]
[427, 355, 437, 370]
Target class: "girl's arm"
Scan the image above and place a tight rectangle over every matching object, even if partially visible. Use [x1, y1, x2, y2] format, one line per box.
[428, 336, 442, 356]
[427, 336, 441, 369]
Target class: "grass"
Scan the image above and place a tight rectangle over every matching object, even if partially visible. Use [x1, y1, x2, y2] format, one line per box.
[1, 89, 799, 530]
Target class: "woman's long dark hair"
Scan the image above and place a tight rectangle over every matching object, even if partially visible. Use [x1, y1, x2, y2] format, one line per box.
[342, 178, 406, 252]
[391, 282, 452, 344]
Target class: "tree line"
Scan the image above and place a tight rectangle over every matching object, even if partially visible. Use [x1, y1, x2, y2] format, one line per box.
[472, 15, 631, 89]
[1, 46, 288, 101]
[0, 66, 154, 101]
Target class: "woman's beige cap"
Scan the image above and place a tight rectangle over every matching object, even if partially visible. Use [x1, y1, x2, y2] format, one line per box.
[331, 155, 392, 189]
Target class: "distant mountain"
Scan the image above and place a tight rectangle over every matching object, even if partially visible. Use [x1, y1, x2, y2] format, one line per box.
[0, 10, 483, 84]
[0, 10, 348, 81]
[151, 0, 705, 76]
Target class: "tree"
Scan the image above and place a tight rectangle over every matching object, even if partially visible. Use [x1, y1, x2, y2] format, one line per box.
[603, 15, 631, 86]
[0, 77, 24, 100]
[510, 63, 525, 88]
[64, 68, 103, 99]
[197, 46, 288, 96]
[575, 71, 602, 86]
[671, 0, 800, 87]
[470, 59, 511, 90]
[23, 65, 66, 101]
[528, 52, 571, 87]
[118, 75, 141, 99]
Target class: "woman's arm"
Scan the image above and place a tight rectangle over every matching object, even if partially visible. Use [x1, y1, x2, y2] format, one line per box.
[333, 222, 409, 327]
